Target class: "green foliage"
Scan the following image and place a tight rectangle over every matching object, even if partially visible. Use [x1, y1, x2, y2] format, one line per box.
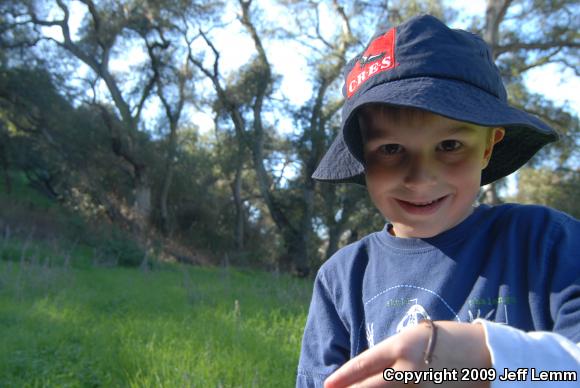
[0, 240, 20, 262]
[0, 169, 148, 269]
[514, 167, 580, 218]
[0, 170, 55, 209]
[1, 0, 579, 275]
[0, 260, 311, 386]
[92, 230, 146, 268]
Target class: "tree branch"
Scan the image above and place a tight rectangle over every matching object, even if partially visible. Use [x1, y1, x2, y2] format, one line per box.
[484, 0, 513, 50]
[322, 98, 344, 123]
[199, 29, 221, 79]
[237, 0, 296, 235]
[314, 5, 333, 49]
[78, 0, 108, 53]
[333, 0, 353, 48]
[512, 47, 562, 73]
[496, 41, 580, 55]
[184, 26, 247, 143]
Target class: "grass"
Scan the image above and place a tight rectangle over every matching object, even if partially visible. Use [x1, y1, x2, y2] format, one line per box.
[0, 171, 313, 386]
[0, 258, 312, 387]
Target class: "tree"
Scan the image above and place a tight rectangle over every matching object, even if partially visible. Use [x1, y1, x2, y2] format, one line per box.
[187, 0, 452, 273]
[2, 0, 223, 233]
[515, 167, 580, 218]
[1, 0, 577, 274]
[0, 67, 72, 199]
[8, 0, 160, 231]
[186, 0, 315, 272]
[478, 0, 579, 204]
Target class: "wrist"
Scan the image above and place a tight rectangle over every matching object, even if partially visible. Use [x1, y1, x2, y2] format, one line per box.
[433, 321, 492, 369]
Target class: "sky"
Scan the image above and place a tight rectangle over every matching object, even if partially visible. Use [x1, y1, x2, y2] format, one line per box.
[43, 0, 579, 194]
[189, 1, 580, 131]
[45, 1, 579, 126]
[449, 1, 579, 113]
[195, 0, 579, 194]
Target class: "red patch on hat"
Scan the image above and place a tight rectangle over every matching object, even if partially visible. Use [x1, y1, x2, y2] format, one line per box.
[346, 28, 396, 98]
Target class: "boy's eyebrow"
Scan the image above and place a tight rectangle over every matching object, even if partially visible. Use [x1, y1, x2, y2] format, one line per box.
[445, 125, 478, 134]
[362, 125, 388, 140]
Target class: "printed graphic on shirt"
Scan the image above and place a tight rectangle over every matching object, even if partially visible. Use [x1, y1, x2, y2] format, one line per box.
[396, 299, 431, 333]
[365, 322, 375, 348]
[362, 284, 515, 350]
[467, 307, 496, 322]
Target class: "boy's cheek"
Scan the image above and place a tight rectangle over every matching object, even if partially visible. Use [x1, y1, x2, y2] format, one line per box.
[364, 163, 403, 189]
[445, 157, 485, 175]
[438, 167, 483, 191]
[365, 157, 482, 182]
[438, 148, 490, 177]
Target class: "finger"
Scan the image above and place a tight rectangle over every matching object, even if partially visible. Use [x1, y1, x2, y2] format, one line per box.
[324, 344, 395, 388]
[350, 372, 391, 388]
[337, 362, 419, 388]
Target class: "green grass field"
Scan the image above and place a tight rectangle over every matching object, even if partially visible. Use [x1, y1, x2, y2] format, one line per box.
[0, 172, 313, 386]
[0, 258, 312, 387]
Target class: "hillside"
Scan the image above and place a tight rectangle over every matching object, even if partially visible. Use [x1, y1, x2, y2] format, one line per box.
[0, 175, 312, 386]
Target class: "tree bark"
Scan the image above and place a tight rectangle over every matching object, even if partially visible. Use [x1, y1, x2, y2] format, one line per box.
[323, 193, 355, 260]
[482, 0, 512, 205]
[484, 0, 511, 56]
[480, 183, 503, 205]
[232, 163, 245, 250]
[159, 160, 174, 236]
[134, 182, 152, 233]
[158, 104, 180, 237]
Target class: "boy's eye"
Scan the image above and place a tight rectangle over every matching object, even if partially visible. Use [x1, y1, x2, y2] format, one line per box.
[378, 144, 404, 155]
[437, 140, 462, 152]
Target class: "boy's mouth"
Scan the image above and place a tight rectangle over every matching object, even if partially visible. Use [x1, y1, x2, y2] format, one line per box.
[396, 195, 449, 214]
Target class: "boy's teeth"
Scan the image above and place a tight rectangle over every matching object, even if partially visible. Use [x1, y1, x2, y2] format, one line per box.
[411, 200, 435, 205]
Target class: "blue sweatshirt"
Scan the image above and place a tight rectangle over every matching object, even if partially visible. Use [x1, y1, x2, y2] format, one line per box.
[296, 204, 580, 387]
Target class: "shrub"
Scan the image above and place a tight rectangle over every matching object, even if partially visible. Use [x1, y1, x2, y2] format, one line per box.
[97, 233, 145, 268]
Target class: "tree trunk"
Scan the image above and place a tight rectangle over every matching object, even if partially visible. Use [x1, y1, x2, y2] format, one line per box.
[325, 223, 342, 260]
[232, 163, 244, 250]
[483, 0, 510, 53]
[481, 0, 511, 205]
[480, 183, 503, 205]
[0, 141, 11, 194]
[133, 163, 152, 235]
[295, 179, 315, 276]
[160, 118, 179, 237]
[239, 0, 314, 275]
[159, 163, 174, 236]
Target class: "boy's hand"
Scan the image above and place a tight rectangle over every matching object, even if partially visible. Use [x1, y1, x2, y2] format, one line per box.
[323, 321, 491, 388]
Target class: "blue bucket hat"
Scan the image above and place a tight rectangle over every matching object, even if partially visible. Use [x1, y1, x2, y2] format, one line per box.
[312, 14, 558, 186]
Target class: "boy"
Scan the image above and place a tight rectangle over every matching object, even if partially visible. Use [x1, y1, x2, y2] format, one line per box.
[297, 15, 579, 387]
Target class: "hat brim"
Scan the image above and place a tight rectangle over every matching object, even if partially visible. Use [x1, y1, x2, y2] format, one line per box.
[313, 77, 558, 186]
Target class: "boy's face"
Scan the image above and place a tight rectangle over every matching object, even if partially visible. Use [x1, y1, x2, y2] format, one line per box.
[361, 109, 504, 238]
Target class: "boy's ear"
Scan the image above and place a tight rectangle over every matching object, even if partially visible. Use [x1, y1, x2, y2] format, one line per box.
[482, 128, 505, 169]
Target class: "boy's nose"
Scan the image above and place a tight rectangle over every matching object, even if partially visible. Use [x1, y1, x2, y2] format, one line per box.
[403, 153, 437, 190]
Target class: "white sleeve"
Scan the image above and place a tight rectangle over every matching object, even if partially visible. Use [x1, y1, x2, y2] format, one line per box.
[473, 319, 580, 387]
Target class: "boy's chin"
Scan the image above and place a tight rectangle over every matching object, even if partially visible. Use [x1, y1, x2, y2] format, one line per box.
[383, 209, 450, 238]
[389, 210, 475, 238]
